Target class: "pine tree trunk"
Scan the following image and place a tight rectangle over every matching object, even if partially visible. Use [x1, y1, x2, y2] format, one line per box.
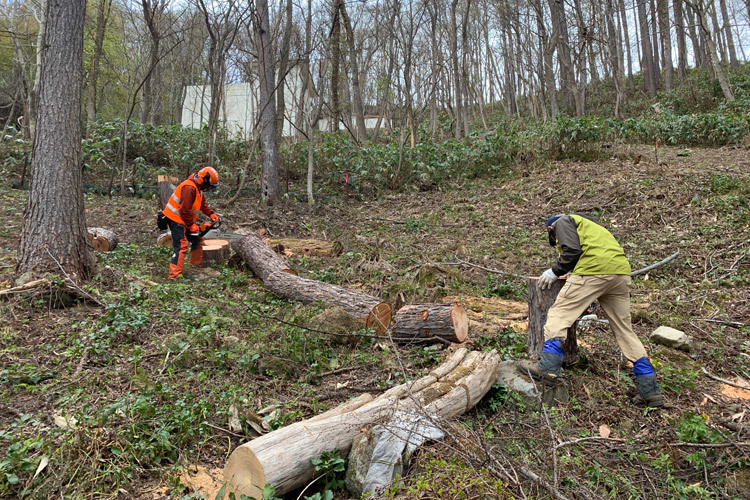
[527, 278, 579, 363]
[17, 0, 96, 280]
[256, 0, 280, 205]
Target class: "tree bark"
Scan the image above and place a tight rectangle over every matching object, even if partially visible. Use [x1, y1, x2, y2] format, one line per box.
[87, 228, 118, 252]
[86, 0, 111, 138]
[275, 0, 293, 139]
[223, 347, 499, 498]
[450, 0, 463, 138]
[548, 0, 576, 114]
[157, 175, 180, 209]
[688, 0, 735, 101]
[718, 0, 738, 68]
[17, 0, 96, 280]
[340, 0, 367, 143]
[392, 303, 469, 344]
[255, 0, 281, 205]
[657, 0, 673, 92]
[637, 0, 658, 96]
[230, 230, 296, 280]
[674, 0, 688, 86]
[527, 278, 578, 363]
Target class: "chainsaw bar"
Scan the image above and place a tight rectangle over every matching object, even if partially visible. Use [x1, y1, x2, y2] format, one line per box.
[202, 229, 248, 240]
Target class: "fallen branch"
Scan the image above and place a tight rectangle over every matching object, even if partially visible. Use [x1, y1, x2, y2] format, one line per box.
[701, 367, 750, 391]
[0, 279, 51, 297]
[631, 251, 680, 277]
[694, 318, 746, 329]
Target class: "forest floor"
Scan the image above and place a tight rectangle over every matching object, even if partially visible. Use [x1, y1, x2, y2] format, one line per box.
[1, 142, 749, 499]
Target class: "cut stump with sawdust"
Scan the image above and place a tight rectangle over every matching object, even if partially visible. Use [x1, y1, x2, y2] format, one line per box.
[222, 347, 499, 498]
[87, 227, 118, 252]
[264, 238, 343, 257]
[527, 277, 578, 362]
[202, 239, 230, 266]
[392, 303, 468, 344]
[157, 232, 172, 246]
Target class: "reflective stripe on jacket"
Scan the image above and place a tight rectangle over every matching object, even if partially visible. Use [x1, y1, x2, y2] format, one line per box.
[163, 179, 204, 226]
[550, 214, 631, 276]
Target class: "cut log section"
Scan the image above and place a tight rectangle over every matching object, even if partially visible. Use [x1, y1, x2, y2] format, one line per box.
[87, 227, 118, 252]
[264, 238, 343, 257]
[157, 232, 172, 246]
[223, 347, 500, 498]
[202, 239, 230, 266]
[230, 230, 297, 279]
[265, 270, 390, 334]
[392, 303, 468, 344]
[527, 277, 578, 362]
[157, 175, 180, 209]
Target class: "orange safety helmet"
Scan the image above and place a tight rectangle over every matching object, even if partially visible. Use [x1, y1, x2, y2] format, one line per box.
[194, 166, 219, 190]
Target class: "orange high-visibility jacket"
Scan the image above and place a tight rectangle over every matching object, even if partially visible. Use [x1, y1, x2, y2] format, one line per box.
[163, 178, 214, 227]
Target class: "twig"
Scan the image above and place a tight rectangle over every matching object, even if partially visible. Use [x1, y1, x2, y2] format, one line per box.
[204, 422, 247, 439]
[631, 251, 680, 277]
[701, 367, 750, 391]
[668, 442, 750, 448]
[44, 248, 107, 307]
[694, 318, 746, 329]
[552, 436, 626, 451]
[434, 257, 529, 280]
[318, 365, 358, 377]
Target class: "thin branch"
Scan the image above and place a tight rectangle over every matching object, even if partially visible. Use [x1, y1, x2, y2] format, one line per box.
[701, 367, 750, 391]
[631, 251, 680, 276]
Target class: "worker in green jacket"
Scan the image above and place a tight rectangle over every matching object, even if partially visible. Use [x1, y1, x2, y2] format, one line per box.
[520, 213, 664, 408]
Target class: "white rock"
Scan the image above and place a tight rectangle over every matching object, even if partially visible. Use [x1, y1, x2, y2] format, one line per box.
[650, 326, 691, 352]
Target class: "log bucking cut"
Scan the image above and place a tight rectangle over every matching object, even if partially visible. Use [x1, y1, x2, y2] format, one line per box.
[392, 302, 468, 343]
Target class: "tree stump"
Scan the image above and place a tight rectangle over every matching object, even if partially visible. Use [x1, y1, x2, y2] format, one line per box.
[264, 238, 343, 257]
[157, 175, 180, 209]
[392, 303, 468, 344]
[87, 227, 118, 252]
[202, 239, 230, 266]
[157, 232, 172, 246]
[527, 277, 578, 363]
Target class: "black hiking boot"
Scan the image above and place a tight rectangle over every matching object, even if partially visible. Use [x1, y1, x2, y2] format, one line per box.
[517, 352, 564, 384]
[633, 375, 665, 408]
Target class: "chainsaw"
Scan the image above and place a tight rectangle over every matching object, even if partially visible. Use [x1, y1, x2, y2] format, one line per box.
[198, 220, 247, 240]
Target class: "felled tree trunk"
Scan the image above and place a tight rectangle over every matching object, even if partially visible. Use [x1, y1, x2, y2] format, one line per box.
[157, 175, 179, 209]
[202, 239, 229, 266]
[527, 277, 578, 362]
[223, 347, 499, 498]
[265, 269, 390, 334]
[230, 230, 296, 279]
[265, 238, 343, 257]
[392, 303, 468, 344]
[87, 227, 118, 252]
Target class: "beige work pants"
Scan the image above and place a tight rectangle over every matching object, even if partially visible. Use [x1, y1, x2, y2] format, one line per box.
[544, 274, 647, 362]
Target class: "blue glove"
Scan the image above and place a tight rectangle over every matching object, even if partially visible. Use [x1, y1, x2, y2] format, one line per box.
[538, 269, 558, 289]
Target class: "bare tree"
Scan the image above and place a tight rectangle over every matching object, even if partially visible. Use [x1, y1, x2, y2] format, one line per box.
[86, 0, 113, 137]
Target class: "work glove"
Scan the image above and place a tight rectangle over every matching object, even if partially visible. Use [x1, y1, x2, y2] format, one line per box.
[188, 223, 200, 237]
[210, 213, 221, 229]
[538, 269, 558, 289]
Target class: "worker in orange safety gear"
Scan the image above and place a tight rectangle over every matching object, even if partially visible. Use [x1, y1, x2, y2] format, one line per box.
[161, 167, 220, 279]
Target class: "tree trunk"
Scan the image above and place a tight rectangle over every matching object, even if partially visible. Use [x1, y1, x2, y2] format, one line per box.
[223, 347, 499, 498]
[690, 0, 735, 101]
[548, 0, 576, 114]
[255, 0, 281, 205]
[275, 0, 293, 139]
[230, 230, 296, 280]
[619, 0, 635, 92]
[88, 228, 119, 252]
[392, 303, 469, 344]
[86, 0, 110, 138]
[527, 278, 578, 363]
[17, 0, 96, 280]
[674, 0, 688, 86]
[340, 0, 367, 143]
[637, 0, 658, 96]
[157, 175, 180, 209]
[657, 0, 673, 92]
[330, 0, 342, 132]
[450, 0, 463, 138]
[718, 0, 738, 68]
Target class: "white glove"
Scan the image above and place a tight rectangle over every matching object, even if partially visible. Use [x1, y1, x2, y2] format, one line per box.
[538, 269, 558, 289]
